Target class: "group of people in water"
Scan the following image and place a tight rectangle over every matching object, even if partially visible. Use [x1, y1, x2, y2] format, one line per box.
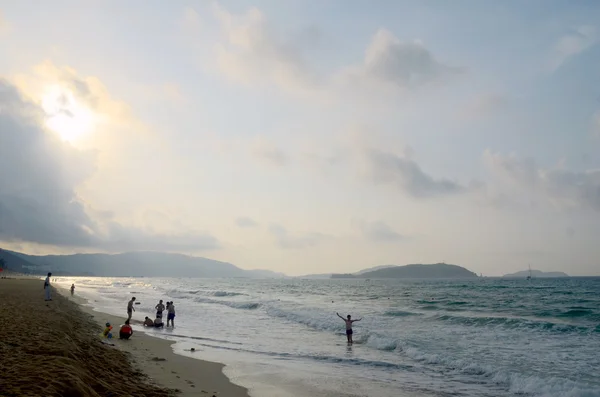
[127, 297, 176, 330]
[102, 298, 176, 341]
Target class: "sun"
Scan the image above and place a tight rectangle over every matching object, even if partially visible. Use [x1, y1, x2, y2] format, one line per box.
[41, 86, 95, 143]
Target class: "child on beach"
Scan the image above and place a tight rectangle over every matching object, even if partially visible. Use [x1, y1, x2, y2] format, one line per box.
[166, 301, 175, 327]
[143, 316, 154, 327]
[119, 320, 133, 340]
[127, 297, 136, 321]
[103, 323, 113, 339]
[154, 317, 164, 328]
[336, 312, 362, 343]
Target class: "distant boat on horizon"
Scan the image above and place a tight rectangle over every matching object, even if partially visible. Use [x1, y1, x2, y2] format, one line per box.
[526, 264, 532, 280]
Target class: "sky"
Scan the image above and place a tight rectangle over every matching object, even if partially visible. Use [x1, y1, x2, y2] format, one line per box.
[0, 1, 599, 276]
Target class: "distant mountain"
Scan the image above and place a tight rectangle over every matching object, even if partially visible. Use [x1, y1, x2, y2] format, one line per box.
[331, 263, 478, 279]
[300, 265, 398, 279]
[3, 249, 286, 278]
[0, 249, 40, 274]
[503, 270, 569, 278]
[298, 273, 332, 279]
[355, 265, 397, 275]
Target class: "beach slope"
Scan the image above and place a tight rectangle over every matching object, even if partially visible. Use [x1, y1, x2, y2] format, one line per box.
[0, 279, 249, 397]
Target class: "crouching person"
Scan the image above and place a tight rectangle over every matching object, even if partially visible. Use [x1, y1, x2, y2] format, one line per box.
[119, 320, 133, 340]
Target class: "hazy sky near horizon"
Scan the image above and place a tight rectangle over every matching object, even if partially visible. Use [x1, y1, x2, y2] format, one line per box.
[1, 1, 599, 276]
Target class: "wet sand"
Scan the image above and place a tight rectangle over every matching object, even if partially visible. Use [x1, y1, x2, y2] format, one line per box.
[0, 278, 249, 397]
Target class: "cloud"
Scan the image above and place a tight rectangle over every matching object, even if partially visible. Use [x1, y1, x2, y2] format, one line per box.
[212, 4, 320, 95]
[0, 79, 219, 251]
[358, 220, 403, 242]
[209, 6, 459, 100]
[268, 223, 323, 249]
[362, 147, 468, 198]
[235, 217, 258, 228]
[484, 150, 600, 212]
[252, 136, 288, 166]
[460, 94, 510, 120]
[337, 29, 463, 93]
[551, 25, 598, 71]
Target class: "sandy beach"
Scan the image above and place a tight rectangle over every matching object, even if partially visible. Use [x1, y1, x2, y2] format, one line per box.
[0, 278, 249, 397]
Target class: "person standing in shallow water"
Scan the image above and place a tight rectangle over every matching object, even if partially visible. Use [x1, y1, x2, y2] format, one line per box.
[70, 284, 75, 296]
[127, 297, 136, 321]
[44, 272, 52, 301]
[336, 312, 362, 343]
[166, 301, 176, 328]
[155, 299, 165, 319]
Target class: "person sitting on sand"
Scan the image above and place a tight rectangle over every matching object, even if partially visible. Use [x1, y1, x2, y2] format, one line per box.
[336, 312, 362, 343]
[119, 320, 133, 340]
[70, 283, 75, 296]
[166, 301, 175, 327]
[103, 322, 113, 339]
[44, 272, 52, 301]
[143, 316, 154, 327]
[127, 297, 136, 321]
[155, 299, 165, 319]
[154, 316, 164, 328]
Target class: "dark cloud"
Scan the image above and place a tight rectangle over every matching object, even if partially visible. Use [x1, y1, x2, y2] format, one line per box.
[268, 223, 323, 249]
[236, 216, 258, 228]
[364, 148, 467, 198]
[0, 79, 218, 251]
[359, 220, 402, 242]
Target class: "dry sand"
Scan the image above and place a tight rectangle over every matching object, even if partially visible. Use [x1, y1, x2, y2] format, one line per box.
[0, 278, 250, 397]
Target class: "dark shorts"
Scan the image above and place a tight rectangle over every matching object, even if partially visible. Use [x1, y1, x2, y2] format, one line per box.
[167, 313, 175, 320]
[127, 309, 132, 314]
[119, 332, 131, 340]
[156, 311, 163, 318]
[346, 329, 353, 335]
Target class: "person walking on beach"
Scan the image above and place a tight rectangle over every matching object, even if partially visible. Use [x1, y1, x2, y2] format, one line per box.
[127, 297, 136, 321]
[336, 312, 361, 343]
[44, 272, 52, 301]
[70, 284, 75, 296]
[166, 301, 175, 328]
[155, 299, 165, 319]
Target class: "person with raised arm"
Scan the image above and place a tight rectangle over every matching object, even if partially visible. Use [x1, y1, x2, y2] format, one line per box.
[336, 312, 362, 343]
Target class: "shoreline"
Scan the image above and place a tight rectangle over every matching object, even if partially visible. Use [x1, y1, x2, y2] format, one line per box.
[54, 283, 251, 397]
[0, 278, 175, 396]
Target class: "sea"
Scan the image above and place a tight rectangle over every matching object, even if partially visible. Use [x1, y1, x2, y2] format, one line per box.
[54, 277, 600, 397]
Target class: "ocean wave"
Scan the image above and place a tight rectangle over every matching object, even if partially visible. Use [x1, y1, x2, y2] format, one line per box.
[265, 306, 343, 333]
[446, 301, 468, 305]
[181, 340, 411, 370]
[193, 297, 260, 310]
[210, 291, 246, 297]
[432, 313, 595, 333]
[384, 310, 421, 317]
[401, 345, 600, 397]
[557, 309, 595, 319]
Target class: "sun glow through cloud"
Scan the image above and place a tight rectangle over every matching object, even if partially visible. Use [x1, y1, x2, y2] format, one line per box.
[41, 86, 95, 143]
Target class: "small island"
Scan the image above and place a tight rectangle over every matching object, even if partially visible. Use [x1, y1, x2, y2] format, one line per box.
[331, 263, 478, 279]
[503, 270, 569, 278]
